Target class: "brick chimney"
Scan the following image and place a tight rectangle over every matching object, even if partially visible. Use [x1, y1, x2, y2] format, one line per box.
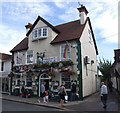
[77, 5, 88, 25]
[25, 23, 32, 33]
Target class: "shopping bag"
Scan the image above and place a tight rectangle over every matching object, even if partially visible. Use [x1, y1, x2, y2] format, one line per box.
[65, 95, 68, 102]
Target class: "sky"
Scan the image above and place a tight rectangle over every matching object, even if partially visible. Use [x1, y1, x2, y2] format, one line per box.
[0, 0, 119, 62]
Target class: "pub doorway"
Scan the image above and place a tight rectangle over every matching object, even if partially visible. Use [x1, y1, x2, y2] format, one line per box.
[39, 73, 51, 97]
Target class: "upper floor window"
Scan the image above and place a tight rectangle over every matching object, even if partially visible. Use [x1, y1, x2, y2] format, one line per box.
[16, 52, 22, 65]
[26, 50, 33, 64]
[32, 27, 48, 40]
[60, 44, 71, 60]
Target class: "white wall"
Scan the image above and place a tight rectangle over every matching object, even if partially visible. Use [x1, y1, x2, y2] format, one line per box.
[80, 21, 97, 97]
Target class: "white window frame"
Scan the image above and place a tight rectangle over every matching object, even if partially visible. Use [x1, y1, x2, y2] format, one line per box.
[61, 74, 71, 90]
[15, 75, 20, 86]
[26, 75, 32, 87]
[16, 52, 22, 65]
[60, 44, 71, 61]
[32, 27, 48, 40]
[26, 50, 34, 64]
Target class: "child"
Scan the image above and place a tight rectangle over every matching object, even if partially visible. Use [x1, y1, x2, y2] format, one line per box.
[45, 90, 49, 103]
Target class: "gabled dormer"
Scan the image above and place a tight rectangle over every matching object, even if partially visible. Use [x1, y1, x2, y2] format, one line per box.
[26, 16, 59, 41]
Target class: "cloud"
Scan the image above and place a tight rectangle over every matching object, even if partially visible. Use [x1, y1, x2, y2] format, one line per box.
[0, 24, 25, 54]
[59, 6, 79, 22]
[88, 2, 118, 43]
[2, 2, 54, 23]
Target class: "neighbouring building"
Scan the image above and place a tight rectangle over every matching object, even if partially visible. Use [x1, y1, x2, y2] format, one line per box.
[111, 49, 120, 94]
[0, 53, 12, 94]
[10, 5, 98, 100]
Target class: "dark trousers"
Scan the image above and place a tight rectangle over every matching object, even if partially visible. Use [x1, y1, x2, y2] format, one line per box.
[101, 94, 108, 106]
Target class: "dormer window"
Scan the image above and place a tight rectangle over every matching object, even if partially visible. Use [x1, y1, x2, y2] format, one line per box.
[32, 27, 48, 40]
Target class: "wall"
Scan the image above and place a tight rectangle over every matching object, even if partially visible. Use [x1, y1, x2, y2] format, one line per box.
[80, 21, 97, 97]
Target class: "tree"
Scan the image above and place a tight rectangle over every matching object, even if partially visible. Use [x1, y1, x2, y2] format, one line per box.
[98, 58, 112, 81]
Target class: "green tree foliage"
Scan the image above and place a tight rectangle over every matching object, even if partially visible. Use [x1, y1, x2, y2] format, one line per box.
[98, 58, 112, 81]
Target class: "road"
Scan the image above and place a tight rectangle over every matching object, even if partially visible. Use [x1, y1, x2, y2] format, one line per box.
[2, 100, 60, 111]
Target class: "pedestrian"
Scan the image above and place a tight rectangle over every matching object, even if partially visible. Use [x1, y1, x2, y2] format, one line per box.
[38, 81, 46, 103]
[58, 81, 67, 107]
[21, 86, 26, 98]
[71, 83, 77, 101]
[45, 90, 49, 103]
[108, 80, 113, 92]
[100, 82, 108, 109]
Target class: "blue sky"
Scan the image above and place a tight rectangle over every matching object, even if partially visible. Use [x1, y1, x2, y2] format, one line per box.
[0, 0, 119, 62]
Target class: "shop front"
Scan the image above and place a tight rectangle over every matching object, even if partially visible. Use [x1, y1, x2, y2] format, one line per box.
[10, 60, 75, 98]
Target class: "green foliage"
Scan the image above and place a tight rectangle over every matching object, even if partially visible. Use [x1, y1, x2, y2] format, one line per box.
[98, 58, 112, 81]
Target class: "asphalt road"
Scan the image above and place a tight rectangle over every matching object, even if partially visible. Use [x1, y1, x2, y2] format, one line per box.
[2, 100, 60, 111]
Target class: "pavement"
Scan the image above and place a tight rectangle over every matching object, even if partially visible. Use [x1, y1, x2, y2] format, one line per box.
[1, 89, 120, 111]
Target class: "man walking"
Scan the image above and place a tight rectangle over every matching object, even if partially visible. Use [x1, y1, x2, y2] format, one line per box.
[38, 81, 46, 103]
[100, 82, 108, 109]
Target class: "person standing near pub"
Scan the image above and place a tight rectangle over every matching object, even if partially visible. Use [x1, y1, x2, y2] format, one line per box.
[38, 81, 46, 103]
[71, 83, 77, 101]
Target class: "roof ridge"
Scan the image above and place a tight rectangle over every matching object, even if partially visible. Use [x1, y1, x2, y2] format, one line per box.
[55, 19, 79, 27]
[0, 53, 11, 56]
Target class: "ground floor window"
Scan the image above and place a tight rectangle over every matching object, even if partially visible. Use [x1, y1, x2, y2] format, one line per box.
[26, 76, 32, 87]
[61, 74, 71, 89]
[16, 75, 20, 86]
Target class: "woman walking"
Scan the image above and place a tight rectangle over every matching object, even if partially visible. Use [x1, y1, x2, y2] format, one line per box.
[58, 82, 67, 107]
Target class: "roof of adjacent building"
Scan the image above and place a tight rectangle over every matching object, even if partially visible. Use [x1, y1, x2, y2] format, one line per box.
[10, 37, 28, 52]
[0, 53, 12, 60]
[10, 16, 98, 55]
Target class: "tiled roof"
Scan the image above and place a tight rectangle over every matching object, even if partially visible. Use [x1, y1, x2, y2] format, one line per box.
[10, 37, 28, 52]
[10, 17, 98, 55]
[51, 20, 86, 44]
[0, 53, 12, 60]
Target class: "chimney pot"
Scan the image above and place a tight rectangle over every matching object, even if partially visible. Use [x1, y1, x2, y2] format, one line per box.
[25, 23, 32, 29]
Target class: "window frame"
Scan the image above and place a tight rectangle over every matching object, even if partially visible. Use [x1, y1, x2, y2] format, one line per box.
[16, 52, 22, 65]
[26, 75, 32, 87]
[32, 27, 48, 40]
[26, 50, 34, 64]
[60, 44, 71, 61]
[61, 74, 71, 90]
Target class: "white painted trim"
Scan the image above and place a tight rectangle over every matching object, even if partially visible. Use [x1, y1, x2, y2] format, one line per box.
[26, 50, 34, 64]
[38, 73, 51, 97]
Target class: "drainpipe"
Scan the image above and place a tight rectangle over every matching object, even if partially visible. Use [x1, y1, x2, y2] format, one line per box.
[10, 52, 14, 95]
[76, 39, 83, 100]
